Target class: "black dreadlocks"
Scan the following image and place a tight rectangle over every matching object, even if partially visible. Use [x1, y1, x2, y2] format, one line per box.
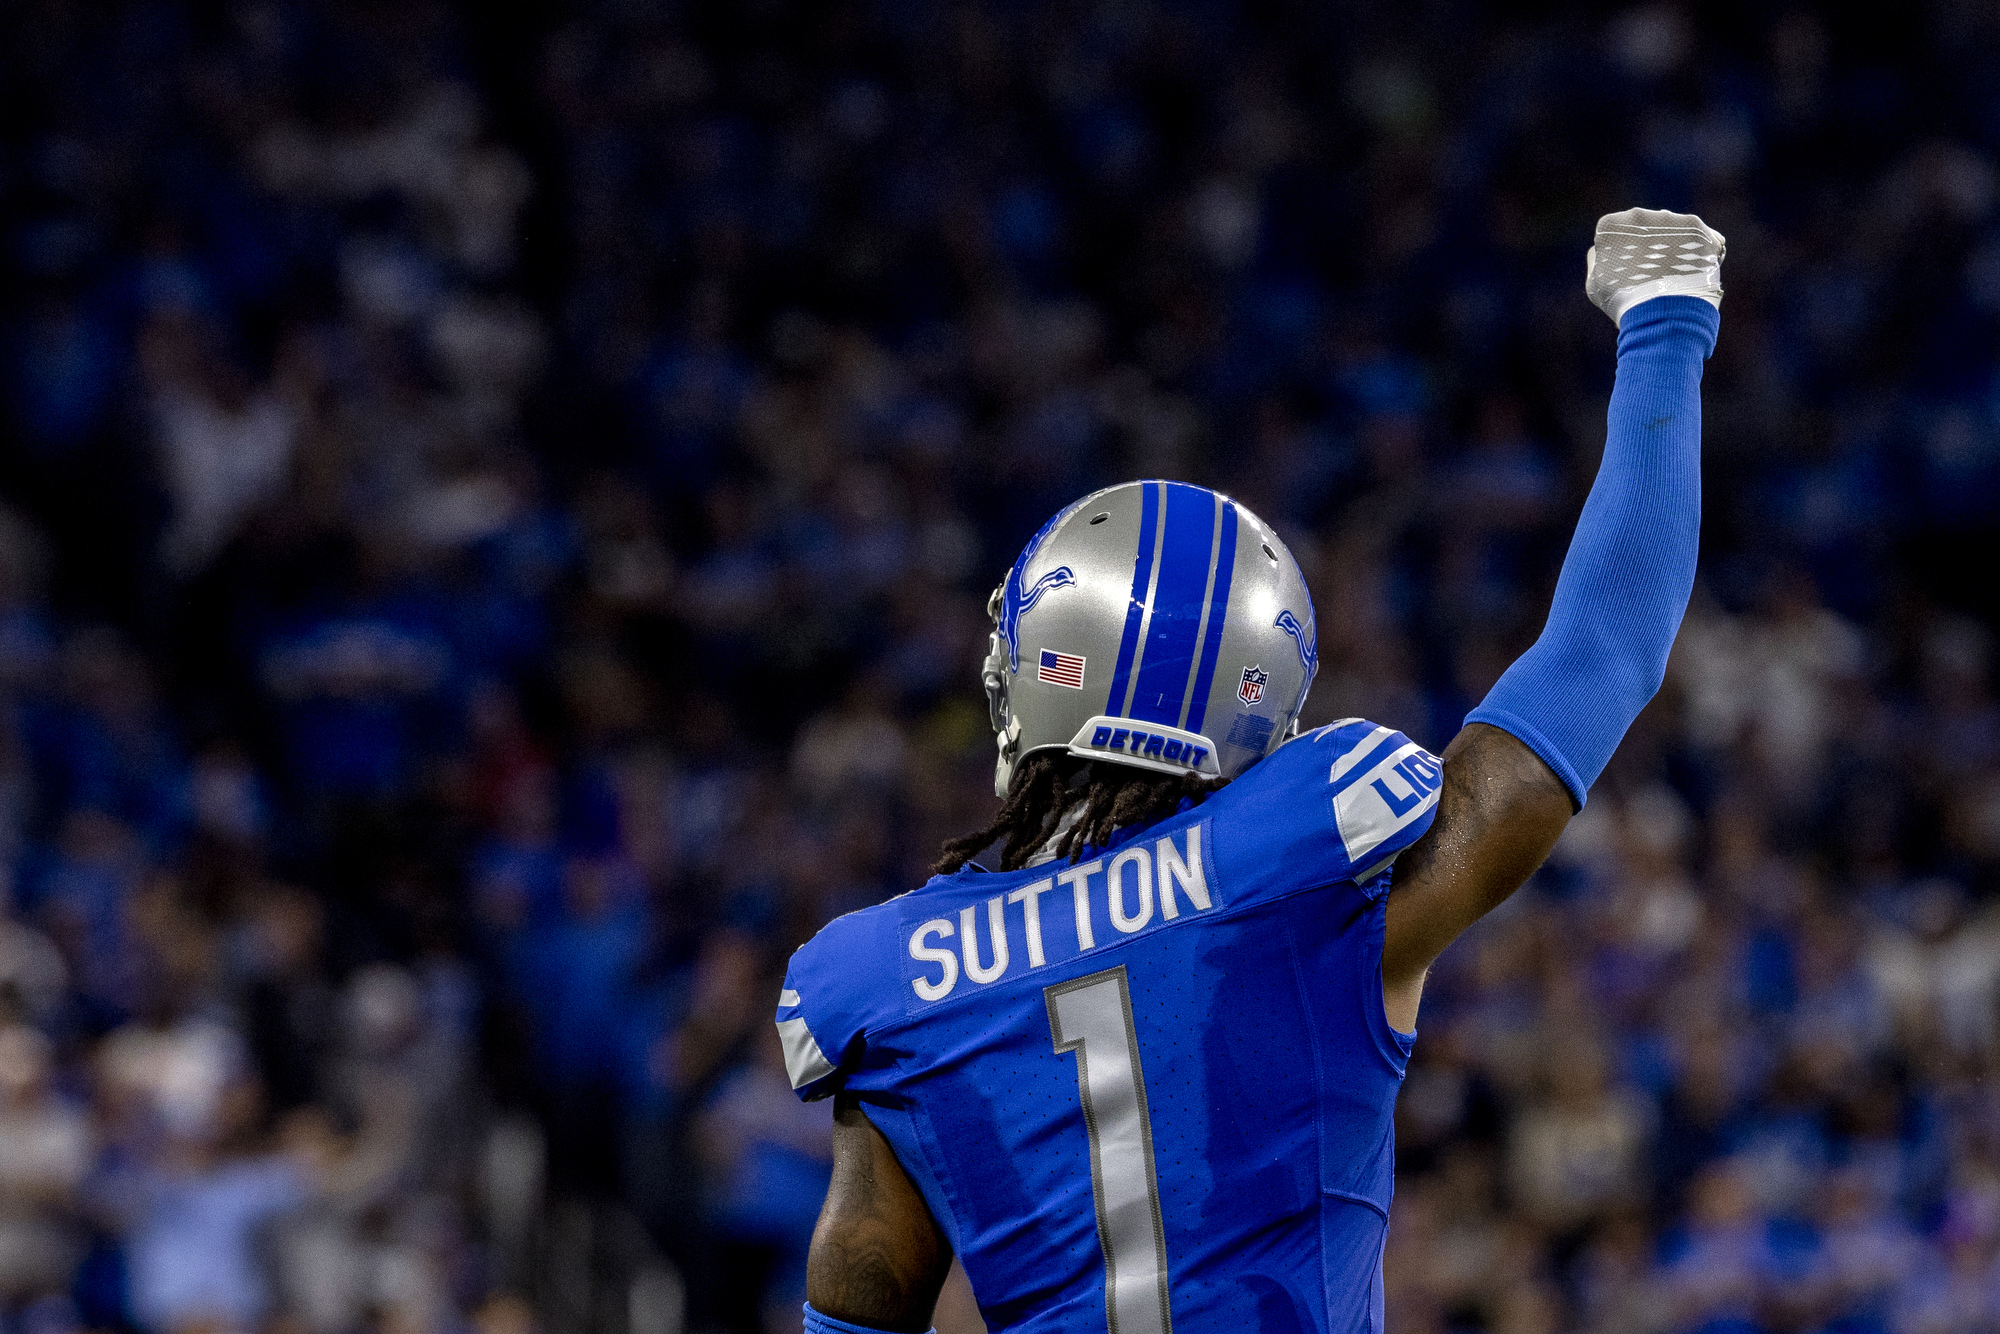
[932, 751, 1230, 875]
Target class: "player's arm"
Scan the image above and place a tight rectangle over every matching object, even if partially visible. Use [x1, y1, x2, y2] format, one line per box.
[805, 1093, 952, 1333]
[1382, 209, 1726, 1030]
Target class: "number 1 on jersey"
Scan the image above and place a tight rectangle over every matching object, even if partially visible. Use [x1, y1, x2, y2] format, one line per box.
[1046, 966, 1174, 1334]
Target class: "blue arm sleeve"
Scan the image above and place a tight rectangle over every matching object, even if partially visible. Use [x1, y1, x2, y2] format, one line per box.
[1465, 295, 1720, 807]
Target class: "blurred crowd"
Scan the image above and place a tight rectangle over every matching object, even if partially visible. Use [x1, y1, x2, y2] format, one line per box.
[3, 1, 2000, 1333]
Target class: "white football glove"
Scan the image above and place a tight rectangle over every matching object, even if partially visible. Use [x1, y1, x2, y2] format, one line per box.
[1585, 208, 1725, 326]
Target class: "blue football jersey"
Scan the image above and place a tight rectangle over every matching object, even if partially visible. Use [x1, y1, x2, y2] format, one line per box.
[777, 719, 1444, 1332]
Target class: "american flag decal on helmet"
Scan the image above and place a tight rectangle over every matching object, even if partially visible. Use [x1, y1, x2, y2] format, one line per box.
[1038, 649, 1086, 689]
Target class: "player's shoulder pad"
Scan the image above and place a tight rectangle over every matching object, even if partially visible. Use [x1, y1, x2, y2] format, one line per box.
[1204, 717, 1442, 896]
[776, 899, 904, 1101]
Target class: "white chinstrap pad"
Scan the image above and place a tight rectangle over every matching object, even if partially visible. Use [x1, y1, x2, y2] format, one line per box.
[1066, 715, 1221, 777]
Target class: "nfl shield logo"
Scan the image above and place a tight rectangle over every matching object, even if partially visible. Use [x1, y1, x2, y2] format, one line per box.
[1238, 664, 1268, 706]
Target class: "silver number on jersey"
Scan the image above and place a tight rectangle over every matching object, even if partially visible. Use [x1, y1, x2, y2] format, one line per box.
[1045, 966, 1173, 1334]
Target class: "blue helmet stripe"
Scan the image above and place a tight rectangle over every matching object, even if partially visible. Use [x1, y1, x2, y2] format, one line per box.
[1173, 499, 1228, 731]
[1182, 501, 1238, 736]
[1128, 483, 1217, 725]
[1103, 482, 1159, 715]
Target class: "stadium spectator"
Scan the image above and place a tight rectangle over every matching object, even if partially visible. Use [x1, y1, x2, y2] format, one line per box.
[0, 0, 1998, 1329]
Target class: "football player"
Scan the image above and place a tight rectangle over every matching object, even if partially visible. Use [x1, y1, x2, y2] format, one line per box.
[776, 209, 1726, 1332]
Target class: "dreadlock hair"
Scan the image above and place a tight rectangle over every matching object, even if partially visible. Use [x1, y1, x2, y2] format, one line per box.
[933, 750, 1230, 876]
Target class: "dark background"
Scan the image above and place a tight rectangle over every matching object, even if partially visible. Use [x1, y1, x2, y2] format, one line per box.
[1, 2, 1999, 1333]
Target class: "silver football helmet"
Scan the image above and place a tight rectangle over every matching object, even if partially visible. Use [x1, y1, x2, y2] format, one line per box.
[982, 480, 1318, 797]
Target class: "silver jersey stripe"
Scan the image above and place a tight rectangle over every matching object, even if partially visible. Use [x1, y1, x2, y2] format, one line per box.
[777, 1016, 836, 1091]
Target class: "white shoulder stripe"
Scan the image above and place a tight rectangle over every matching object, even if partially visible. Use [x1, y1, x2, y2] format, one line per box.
[1328, 726, 1394, 782]
[1333, 739, 1441, 866]
[778, 1016, 836, 1090]
[778, 989, 800, 1008]
[1307, 718, 1367, 745]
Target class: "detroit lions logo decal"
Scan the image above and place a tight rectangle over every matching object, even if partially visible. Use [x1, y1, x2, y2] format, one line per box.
[994, 500, 1088, 670]
[999, 566, 1077, 670]
[1275, 609, 1318, 681]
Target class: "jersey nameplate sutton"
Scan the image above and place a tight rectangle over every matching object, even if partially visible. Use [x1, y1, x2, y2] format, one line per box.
[777, 718, 1443, 1333]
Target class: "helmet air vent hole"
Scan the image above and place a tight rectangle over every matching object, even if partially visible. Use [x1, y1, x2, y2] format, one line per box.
[1261, 543, 1277, 562]
[1089, 512, 1110, 524]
